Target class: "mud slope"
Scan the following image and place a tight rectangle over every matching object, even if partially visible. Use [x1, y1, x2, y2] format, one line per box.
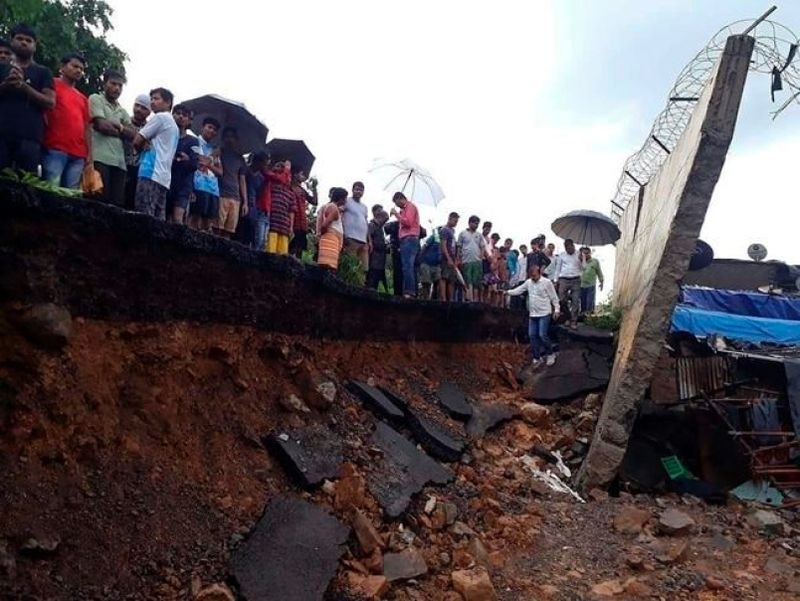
[0, 314, 524, 600]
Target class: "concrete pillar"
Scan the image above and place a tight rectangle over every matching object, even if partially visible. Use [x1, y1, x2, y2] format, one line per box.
[576, 35, 755, 491]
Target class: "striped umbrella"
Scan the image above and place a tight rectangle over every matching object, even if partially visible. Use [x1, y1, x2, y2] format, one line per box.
[551, 210, 621, 246]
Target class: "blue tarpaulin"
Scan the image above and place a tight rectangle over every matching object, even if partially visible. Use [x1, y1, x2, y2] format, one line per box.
[681, 286, 800, 321]
[671, 306, 800, 346]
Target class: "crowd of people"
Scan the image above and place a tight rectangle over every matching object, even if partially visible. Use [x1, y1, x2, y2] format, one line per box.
[0, 23, 606, 365]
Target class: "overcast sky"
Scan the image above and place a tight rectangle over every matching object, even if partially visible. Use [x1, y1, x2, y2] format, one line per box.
[106, 0, 800, 292]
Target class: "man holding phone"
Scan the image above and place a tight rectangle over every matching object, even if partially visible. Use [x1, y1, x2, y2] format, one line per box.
[0, 24, 55, 173]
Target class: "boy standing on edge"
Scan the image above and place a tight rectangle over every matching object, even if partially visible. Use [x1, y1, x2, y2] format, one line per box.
[214, 127, 247, 239]
[506, 264, 560, 368]
[167, 103, 197, 224]
[43, 54, 92, 188]
[190, 117, 221, 232]
[133, 87, 179, 220]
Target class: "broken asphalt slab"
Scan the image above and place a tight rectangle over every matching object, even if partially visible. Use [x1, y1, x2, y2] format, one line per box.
[466, 401, 520, 439]
[404, 407, 465, 463]
[231, 496, 349, 601]
[347, 381, 405, 422]
[378, 386, 465, 463]
[264, 424, 344, 489]
[438, 382, 473, 420]
[521, 348, 610, 402]
[367, 422, 454, 519]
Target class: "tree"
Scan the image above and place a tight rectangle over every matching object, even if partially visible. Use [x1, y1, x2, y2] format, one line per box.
[1, 0, 127, 95]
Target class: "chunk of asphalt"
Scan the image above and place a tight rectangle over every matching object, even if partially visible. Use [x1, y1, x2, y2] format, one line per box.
[466, 401, 520, 439]
[264, 424, 343, 489]
[405, 408, 464, 463]
[377, 385, 410, 412]
[437, 382, 473, 420]
[367, 422, 454, 519]
[231, 496, 349, 601]
[378, 386, 464, 463]
[522, 348, 610, 401]
[347, 381, 405, 422]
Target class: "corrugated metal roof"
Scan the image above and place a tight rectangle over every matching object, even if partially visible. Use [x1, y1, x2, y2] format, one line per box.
[676, 356, 733, 400]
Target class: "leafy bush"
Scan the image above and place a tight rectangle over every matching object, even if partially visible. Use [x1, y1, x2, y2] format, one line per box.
[584, 299, 623, 331]
[1, 168, 82, 198]
[337, 251, 364, 287]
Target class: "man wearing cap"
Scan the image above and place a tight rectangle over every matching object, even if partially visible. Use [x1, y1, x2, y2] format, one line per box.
[123, 93, 151, 209]
[89, 69, 137, 207]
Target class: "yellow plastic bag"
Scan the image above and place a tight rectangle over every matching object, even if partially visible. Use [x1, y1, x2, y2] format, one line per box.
[81, 165, 103, 196]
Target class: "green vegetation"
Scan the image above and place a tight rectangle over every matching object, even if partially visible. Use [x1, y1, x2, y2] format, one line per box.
[1, 0, 127, 95]
[584, 299, 623, 332]
[1, 168, 82, 197]
[336, 251, 364, 287]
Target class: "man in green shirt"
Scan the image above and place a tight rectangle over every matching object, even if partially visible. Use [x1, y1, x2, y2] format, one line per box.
[89, 69, 136, 207]
[580, 247, 604, 315]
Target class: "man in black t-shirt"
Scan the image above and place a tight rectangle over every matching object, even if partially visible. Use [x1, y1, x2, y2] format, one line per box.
[0, 24, 55, 173]
[526, 235, 551, 276]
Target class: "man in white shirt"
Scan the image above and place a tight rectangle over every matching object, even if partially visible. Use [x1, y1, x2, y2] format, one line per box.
[133, 87, 179, 221]
[553, 238, 583, 329]
[342, 181, 370, 277]
[506, 264, 561, 367]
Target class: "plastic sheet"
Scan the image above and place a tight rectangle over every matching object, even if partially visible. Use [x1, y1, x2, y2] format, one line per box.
[681, 286, 800, 321]
[671, 306, 800, 346]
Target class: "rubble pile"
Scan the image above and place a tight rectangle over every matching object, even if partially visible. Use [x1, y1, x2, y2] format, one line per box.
[1, 318, 798, 600]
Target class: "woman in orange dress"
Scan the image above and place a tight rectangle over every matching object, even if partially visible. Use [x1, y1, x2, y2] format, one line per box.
[316, 187, 348, 270]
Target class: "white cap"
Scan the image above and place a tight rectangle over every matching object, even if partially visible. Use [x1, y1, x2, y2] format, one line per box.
[134, 94, 151, 110]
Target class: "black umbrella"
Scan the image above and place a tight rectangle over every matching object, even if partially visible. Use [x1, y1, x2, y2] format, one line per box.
[182, 94, 268, 154]
[551, 210, 621, 246]
[264, 139, 315, 174]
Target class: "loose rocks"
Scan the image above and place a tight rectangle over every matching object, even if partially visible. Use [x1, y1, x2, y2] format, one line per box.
[383, 548, 428, 582]
[451, 567, 498, 601]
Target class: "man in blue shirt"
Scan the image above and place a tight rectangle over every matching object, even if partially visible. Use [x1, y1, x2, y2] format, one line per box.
[189, 117, 221, 232]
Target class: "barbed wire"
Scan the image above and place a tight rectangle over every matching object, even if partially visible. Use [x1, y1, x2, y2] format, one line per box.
[610, 18, 800, 222]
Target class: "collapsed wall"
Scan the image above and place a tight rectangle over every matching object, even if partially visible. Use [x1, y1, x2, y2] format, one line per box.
[577, 35, 755, 490]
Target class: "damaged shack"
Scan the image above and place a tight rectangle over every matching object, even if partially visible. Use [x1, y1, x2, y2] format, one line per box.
[628, 268, 800, 507]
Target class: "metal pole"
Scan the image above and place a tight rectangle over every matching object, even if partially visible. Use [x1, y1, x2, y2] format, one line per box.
[742, 5, 777, 35]
[401, 169, 414, 194]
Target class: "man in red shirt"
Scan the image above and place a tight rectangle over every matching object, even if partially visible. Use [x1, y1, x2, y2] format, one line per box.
[43, 54, 91, 189]
[390, 191, 421, 299]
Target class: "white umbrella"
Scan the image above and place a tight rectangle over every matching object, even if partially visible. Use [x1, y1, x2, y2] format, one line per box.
[369, 158, 445, 207]
[551, 210, 621, 246]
